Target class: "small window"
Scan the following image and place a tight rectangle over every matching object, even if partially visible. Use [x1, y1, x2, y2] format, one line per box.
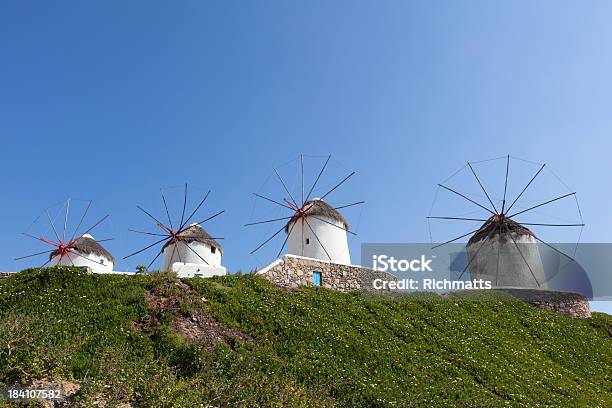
[313, 271, 322, 286]
[306, 238, 310, 245]
[100, 259, 105, 265]
[211, 246, 216, 254]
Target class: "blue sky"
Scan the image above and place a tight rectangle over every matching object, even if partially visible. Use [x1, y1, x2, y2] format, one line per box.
[1, 2, 610, 308]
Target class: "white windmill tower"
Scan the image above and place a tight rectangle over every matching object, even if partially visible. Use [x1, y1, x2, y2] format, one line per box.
[15, 199, 115, 274]
[161, 223, 225, 276]
[124, 185, 226, 277]
[247, 154, 363, 266]
[428, 155, 584, 289]
[285, 199, 351, 264]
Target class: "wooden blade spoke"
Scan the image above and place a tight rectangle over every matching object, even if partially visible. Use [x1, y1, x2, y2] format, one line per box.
[320, 172, 355, 201]
[181, 190, 211, 230]
[303, 218, 332, 261]
[123, 236, 170, 259]
[305, 154, 331, 203]
[432, 228, 480, 250]
[244, 215, 294, 227]
[438, 184, 495, 215]
[468, 161, 498, 213]
[505, 163, 546, 214]
[507, 192, 576, 219]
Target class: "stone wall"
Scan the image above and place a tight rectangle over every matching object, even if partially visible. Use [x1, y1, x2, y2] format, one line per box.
[257, 254, 397, 292]
[499, 288, 591, 318]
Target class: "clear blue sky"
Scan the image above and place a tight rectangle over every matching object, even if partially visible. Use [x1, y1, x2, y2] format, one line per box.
[1, 2, 611, 289]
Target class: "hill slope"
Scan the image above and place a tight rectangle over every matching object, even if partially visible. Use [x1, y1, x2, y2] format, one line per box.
[0, 267, 610, 407]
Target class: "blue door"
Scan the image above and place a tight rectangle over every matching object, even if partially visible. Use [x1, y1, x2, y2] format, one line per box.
[313, 271, 322, 286]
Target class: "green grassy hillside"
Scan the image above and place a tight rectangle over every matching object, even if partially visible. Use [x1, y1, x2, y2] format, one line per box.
[0, 267, 610, 407]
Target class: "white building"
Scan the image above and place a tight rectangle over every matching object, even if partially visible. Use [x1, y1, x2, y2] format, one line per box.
[50, 234, 114, 273]
[286, 198, 351, 265]
[467, 215, 547, 288]
[162, 223, 226, 278]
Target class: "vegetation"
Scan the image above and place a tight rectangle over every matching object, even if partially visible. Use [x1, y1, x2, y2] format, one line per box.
[0, 267, 610, 407]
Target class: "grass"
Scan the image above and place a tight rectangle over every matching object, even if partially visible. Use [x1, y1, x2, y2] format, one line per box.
[0, 266, 610, 407]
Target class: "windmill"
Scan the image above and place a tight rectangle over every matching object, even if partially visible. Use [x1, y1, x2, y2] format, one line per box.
[124, 184, 226, 276]
[428, 155, 584, 288]
[15, 199, 114, 273]
[246, 154, 364, 265]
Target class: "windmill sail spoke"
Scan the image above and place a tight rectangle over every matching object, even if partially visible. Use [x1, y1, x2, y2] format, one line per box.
[147, 249, 163, 270]
[40, 258, 52, 268]
[70, 200, 92, 243]
[123, 236, 169, 259]
[80, 214, 110, 238]
[253, 193, 294, 211]
[45, 209, 62, 243]
[128, 229, 168, 237]
[505, 163, 546, 214]
[333, 201, 365, 210]
[432, 228, 481, 249]
[72, 251, 107, 266]
[533, 236, 577, 262]
[166, 239, 178, 270]
[468, 162, 498, 213]
[137, 206, 167, 230]
[495, 223, 503, 286]
[501, 155, 510, 214]
[179, 183, 188, 230]
[438, 184, 495, 215]
[507, 192, 576, 219]
[517, 222, 585, 227]
[244, 215, 294, 227]
[305, 154, 331, 203]
[63, 199, 70, 243]
[310, 215, 357, 236]
[274, 168, 299, 208]
[300, 154, 304, 207]
[320, 172, 355, 201]
[182, 241, 210, 265]
[457, 227, 496, 280]
[277, 218, 297, 258]
[181, 190, 211, 230]
[507, 231, 540, 287]
[22, 232, 58, 247]
[303, 218, 332, 261]
[427, 216, 488, 222]
[194, 210, 225, 226]
[250, 224, 286, 254]
[14, 249, 54, 261]
[160, 190, 174, 231]
[66, 251, 76, 267]
[174, 238, 183, 263]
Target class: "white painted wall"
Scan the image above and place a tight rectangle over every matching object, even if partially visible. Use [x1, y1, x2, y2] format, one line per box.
[467, 233, 547, 288]
[287, 216, 351, 265]
[51, 251, 114, 274]
[171, 263, 227, 278]
[162, 240, 222, 271]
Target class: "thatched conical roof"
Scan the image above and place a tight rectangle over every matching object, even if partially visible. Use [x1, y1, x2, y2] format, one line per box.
[468, 214, 535, 245]
[50, 234, 116, 264]
[285, 199, 349, 233]
[162, 224, 223, 254]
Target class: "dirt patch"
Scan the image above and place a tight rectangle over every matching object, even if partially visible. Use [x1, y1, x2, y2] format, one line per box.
[140, 279, 250, 350]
